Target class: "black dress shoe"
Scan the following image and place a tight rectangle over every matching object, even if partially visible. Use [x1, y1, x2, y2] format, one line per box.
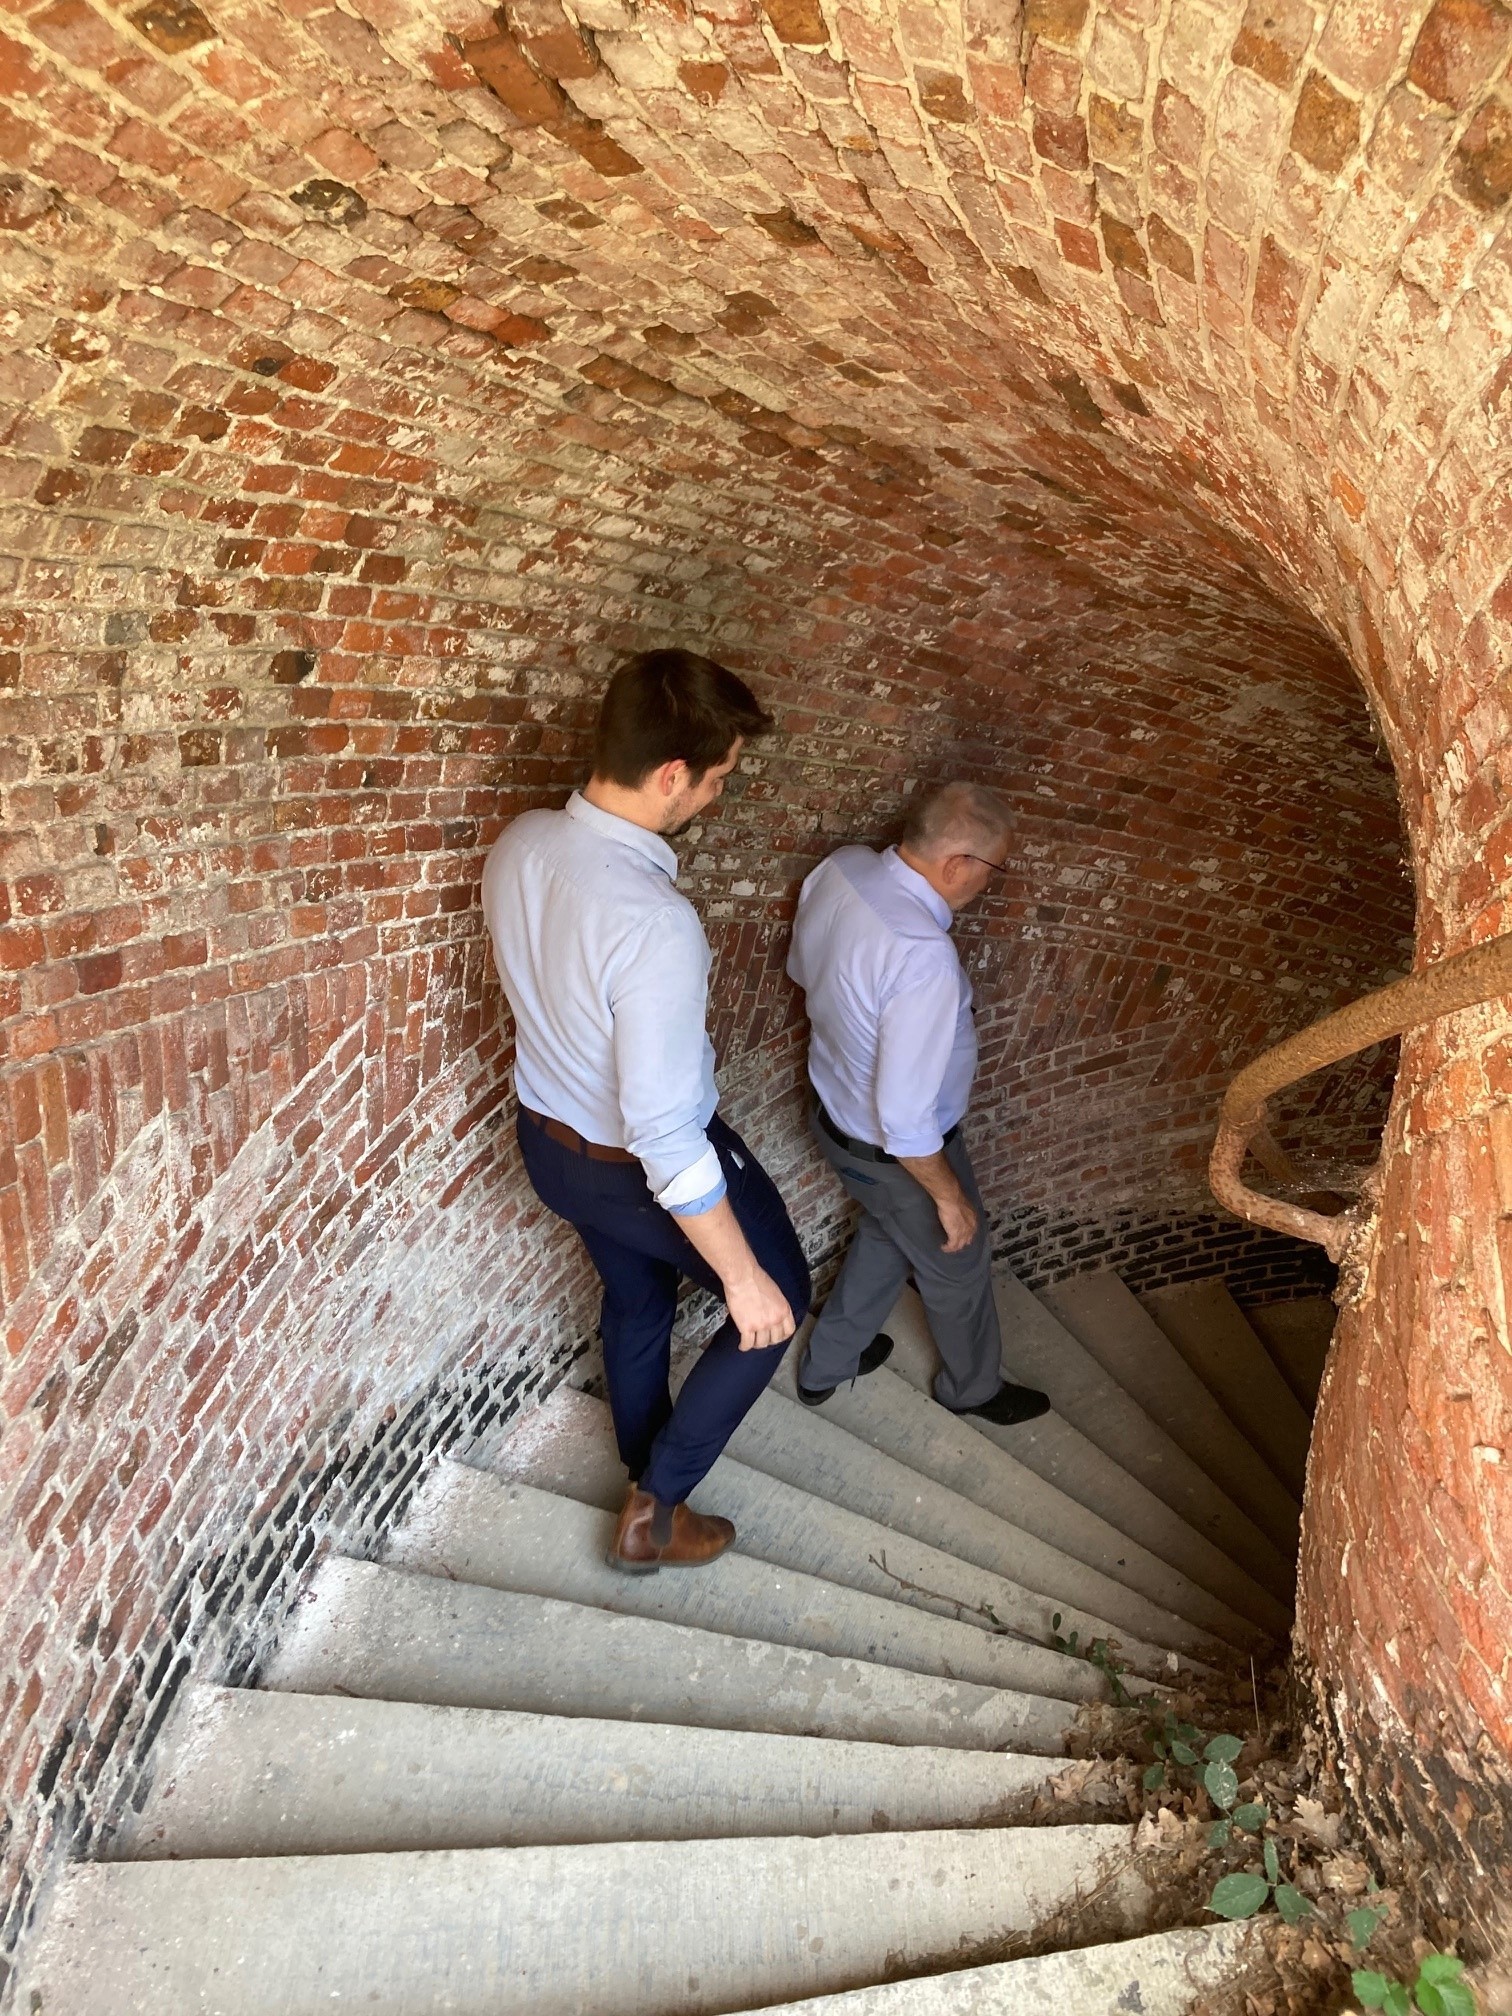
[947, 1380, 1050, 1426]
[796, 1332, 895, 1407]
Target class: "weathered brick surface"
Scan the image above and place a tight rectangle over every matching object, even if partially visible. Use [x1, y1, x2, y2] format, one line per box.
[0, 0, 1508, 1962]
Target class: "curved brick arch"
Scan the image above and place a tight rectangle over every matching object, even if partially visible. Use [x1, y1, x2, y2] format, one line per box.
[0, 0, 1509, 1958]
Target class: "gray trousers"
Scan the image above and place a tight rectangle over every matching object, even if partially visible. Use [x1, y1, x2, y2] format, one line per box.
[804, 1116, 1003, 1409]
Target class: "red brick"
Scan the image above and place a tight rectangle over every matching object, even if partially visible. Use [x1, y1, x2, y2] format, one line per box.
[1252, 233, 1307, 345]
[463, 27, 565, 124]
[1409, 0, 1512, 105]
[1453, 93, 1512, 208]
[762, 0, 827, 43]
[0, 31, 48, 96]
[1291, 71, 1362, 173]
[1033, 109, 1090, 171]
[1231, 0, 1314, 84]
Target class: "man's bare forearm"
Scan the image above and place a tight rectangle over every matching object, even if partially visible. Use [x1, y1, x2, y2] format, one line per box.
[677, 1194, 796, 1350]
[896, 1148, 978, 1254]
[676, 1194, 762, 1286]
[896, 1149, 968, 1211]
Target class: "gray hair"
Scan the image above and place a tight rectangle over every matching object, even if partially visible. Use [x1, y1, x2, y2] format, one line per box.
[900, 781, 1011, 861]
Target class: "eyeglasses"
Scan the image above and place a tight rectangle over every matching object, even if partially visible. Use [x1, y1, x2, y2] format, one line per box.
[960, 853, 1009, 875]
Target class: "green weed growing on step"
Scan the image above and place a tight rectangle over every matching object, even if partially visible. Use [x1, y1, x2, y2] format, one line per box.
[1207, 1833, 1314, 1924]
[1347, 1902, 1388, 1951]
[1050, 1613, 1134, 1707]
[1352, 1952, 1476, 2016]
[1141, 1712, 1264, 1841]
[1199, 1733, 1268, 1846]
[1142, 1707, 1202, 1792]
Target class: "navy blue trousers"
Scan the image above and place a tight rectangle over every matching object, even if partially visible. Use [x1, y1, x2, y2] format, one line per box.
[517, 1110, 811, 1504]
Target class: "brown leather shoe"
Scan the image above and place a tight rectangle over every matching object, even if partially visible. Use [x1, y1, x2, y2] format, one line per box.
[607, 1486, 735, 1574]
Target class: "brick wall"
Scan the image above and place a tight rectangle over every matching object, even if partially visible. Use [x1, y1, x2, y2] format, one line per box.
[1297, 435, 1512, 1921]
[0, 0, 1508, 1963]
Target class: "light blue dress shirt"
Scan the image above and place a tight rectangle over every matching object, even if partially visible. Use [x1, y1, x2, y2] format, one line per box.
[788, 845, 976, 1157]
[482, 792, 726, 1216]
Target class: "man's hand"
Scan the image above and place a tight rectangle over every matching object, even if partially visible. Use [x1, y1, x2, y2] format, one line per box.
[724, 1266, 797, 1352]
[935, 1191, 979, 1253]
[897, 1147, 980, 1255]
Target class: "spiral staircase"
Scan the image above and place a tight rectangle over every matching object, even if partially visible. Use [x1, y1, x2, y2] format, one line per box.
[13, 1265, 1327, 2014]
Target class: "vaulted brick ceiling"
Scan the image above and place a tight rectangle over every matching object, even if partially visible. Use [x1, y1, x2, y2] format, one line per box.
[9, 0, 1483, 1251]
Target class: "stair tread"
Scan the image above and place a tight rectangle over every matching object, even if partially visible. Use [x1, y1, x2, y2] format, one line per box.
[263, 1558, 1076, 1753]
[740, 1921, 1261, 2013]
[501, 1386, 1188, 1683]
[886, 1293, 1295, 1630]
[114, 1683, 1073, 1860]
[991, 1274, 1296, 1595]
[728, 1379, 1226, 1661]
[387, 1464, 1111, 1704]
[1141, 1281, 1313, 1497]
[773, 1357, 1272, 1652]
[1242, 1297, 1333, 1411]
[20, 1271, 1293, 2016]
[1041, 1271, 1301, 1554]
[22, 1826, 1149, 2016]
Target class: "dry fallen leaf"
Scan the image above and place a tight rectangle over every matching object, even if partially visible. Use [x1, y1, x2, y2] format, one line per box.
[1293, 1794, 1343, 1849]
[1134, 1805, 1189, 1853]
[1319, 1852, 1372, 1896]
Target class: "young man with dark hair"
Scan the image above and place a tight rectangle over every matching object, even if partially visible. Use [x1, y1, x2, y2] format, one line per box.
[483, 650, 811, 1572]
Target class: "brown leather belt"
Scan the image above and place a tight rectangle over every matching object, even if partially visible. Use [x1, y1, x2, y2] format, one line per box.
[519, 1102, 637, 1164]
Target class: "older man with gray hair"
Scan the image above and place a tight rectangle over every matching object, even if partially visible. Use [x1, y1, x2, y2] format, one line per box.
[787, 782, 1050, 1422]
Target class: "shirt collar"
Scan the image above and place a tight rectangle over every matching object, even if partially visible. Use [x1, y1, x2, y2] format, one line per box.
[566, 790, 678, 883]
[882, 845, 952, 929]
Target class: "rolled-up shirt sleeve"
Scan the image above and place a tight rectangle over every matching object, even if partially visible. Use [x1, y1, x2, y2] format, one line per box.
[610, 910, 727, 1215]
[874, 954, 964, 1157]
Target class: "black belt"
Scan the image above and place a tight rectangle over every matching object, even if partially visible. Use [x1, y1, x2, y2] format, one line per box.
[814, 1100, 959, 1164]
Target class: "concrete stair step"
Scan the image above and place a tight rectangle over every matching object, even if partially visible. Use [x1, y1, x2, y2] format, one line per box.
[992, 1273, 1297, 1597]
[1243, 1296, 1334, 1412]
[262, 1559, 1076, 1753]
[1041, 1270, 1302, 1557]
[885, 1294, 1294, 1636]
[22, 1825, 1152, 2016]
[1141, 1281, 1314, 1499]
[770, 1357, 1272, 1654]
[728, 1385, 1224, 1664]
[386, 1463, 1107, 1705]
[498, 1386, 1184, 1685]
[113, 1683, 1071, 1860]
[741, 1921, 1261, 2014]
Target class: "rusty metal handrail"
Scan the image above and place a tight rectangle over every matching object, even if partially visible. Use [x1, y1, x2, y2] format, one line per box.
[1210, 931, 1512, 1264]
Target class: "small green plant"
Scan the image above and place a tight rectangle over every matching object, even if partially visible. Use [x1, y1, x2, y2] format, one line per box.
[1208, 1835, 1314, 1924]
[1348, 1902, 1388, 1950]
[1142, 1709, 1204, 1791]
[1197, 1732, 1268, 1845]
[1088, 1639, 1134, 1708]
[1143, 1717, 1259, 1829]
[1353, 1954, 1476, 2016]
[1050, 1613, 1134, 1708]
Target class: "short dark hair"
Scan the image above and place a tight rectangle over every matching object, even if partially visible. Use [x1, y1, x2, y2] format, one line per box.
[592, 649, 774, 787]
